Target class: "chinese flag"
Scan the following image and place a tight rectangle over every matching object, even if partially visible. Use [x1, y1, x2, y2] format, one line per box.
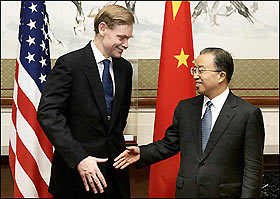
[148, 1, 196, 197]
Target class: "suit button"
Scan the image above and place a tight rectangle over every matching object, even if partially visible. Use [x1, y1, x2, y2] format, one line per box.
[107, 116, 111, 121]
[198, 162, 205, 168]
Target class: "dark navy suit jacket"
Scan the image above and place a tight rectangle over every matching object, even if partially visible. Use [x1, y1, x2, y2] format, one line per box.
[37, 42, 132, 198]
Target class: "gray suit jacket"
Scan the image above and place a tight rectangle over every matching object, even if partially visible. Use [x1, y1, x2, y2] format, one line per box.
[137, 92, 265, 198]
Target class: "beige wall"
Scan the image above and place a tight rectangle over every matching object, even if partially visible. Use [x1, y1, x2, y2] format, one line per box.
[2, 107, 279, 156]
[1, 59, 279, 98]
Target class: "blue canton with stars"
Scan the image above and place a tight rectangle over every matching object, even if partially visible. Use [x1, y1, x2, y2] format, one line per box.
[19, 1, 51, 92]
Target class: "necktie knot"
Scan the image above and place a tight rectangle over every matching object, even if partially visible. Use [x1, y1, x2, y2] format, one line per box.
[206, 101, 213, 108]
[103, 59, 111, 68]
[202, 101, 213, 119]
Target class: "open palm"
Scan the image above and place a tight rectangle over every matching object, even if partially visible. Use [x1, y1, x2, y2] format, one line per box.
[113, 146, 140, 169]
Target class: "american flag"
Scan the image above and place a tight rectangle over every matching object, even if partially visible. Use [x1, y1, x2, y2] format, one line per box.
[9, 1, 53, 198]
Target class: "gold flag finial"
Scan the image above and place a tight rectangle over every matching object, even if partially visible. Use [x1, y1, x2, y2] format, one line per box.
[172, 1, 182, 20]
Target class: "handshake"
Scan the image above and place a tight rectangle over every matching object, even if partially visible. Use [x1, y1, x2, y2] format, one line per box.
[77, 146, 140, 194]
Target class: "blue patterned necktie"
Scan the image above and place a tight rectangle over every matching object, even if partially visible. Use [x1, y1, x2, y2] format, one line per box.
[201, 101, 213, 152]
[102, 59, 113, 116]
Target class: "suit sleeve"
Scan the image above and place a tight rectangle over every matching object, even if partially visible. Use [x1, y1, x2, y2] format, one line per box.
[136, 101, 181, 168]
[241, 107, 265, 198]
[37, 56, 88, 169]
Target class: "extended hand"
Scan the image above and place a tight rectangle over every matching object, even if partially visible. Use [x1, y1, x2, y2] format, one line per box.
[77, 156, 108, 194]
[113, 146, 140, 169]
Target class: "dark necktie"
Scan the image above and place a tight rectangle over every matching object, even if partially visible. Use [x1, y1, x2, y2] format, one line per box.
[102, 59, 113, 116]
[201, 101, 213, 152]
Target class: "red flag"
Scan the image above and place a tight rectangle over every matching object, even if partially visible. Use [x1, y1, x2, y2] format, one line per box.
[9, 1, 53, 198]
[149, 1, 196, 197]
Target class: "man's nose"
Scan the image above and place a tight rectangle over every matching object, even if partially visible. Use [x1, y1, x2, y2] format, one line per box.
[193, 73, 199, 80]
[122, 39, 128, 49]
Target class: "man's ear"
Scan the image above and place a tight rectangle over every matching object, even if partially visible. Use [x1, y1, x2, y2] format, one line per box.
[98, 22, 107, 36]
[218, 71, 227, 83]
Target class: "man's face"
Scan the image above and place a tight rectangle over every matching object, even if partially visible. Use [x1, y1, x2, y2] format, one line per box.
[193, 53, 222, 99]
[101, 23, 133, 58]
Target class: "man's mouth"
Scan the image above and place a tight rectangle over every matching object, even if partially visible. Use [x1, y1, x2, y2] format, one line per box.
[195, 82, 202, 86]
[117, 46, 125, 53]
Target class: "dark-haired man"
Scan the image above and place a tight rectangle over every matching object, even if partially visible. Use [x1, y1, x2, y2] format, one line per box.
[114, 47, 265, 198]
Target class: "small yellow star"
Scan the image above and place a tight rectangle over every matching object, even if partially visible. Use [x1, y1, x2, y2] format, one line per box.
[174, 48, 189, 68]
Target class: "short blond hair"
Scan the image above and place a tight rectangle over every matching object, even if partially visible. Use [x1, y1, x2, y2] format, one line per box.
[94, 4, 135, 34]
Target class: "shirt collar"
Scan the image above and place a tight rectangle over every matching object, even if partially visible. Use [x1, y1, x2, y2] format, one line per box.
[90, 40, 112, 64]
[203, 87, 230, 109]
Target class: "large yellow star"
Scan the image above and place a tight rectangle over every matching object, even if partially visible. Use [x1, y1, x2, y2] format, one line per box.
[174, 48, 189, 68]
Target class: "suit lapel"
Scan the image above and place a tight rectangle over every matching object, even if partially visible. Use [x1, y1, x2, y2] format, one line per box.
[200, 92, 237, 162]
[191, 96, 204, 159]
[84, 43, 108, 126]
[109, 58, 125, 133]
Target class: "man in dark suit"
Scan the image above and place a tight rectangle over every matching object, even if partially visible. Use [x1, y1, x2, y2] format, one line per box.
[37, 5, 134, 199]
[114, 47, 265, 198]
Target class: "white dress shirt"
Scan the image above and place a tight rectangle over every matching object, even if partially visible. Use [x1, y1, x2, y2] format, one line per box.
[90, 41, 115, 95]
[201, 87, 230, 131]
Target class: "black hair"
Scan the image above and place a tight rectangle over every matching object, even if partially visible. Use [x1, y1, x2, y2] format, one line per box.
[200, 47, 234, 83]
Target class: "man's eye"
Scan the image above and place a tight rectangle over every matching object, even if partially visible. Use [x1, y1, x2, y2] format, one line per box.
[118, 36, 124, 41]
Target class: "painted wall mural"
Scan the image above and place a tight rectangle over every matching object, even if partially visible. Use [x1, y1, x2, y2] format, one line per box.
[1, 1, 279, 59]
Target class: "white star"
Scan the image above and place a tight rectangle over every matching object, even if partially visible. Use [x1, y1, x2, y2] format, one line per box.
[45, 48, 49, 56]
[25, 52, 35, 63]
[44, 31, 48, 40]
[41, 25, 46, 35]
[26, 35, 35, 46]
[39, 73, 47, 83]
[43, 15, 48, 25]
[29, 2, 37, 13]
[40, 40, 46, 51]
[39, 56, 47, 67]
[41, 25, 48, 40]
[19, 34, 23, 43]
[27, 19, 36, 30]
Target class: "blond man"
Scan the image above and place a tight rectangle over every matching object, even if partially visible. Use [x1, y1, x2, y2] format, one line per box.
[38, 5, 134, 198]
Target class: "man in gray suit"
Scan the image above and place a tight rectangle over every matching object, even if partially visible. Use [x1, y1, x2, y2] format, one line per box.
[114, 47, 265, 198]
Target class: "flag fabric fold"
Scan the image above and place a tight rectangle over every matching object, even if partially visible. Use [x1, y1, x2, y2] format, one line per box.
[9, 1, 53, 198]
[149, 1, 196, 197]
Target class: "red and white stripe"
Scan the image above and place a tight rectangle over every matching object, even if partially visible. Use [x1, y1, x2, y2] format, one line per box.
[9, 56, 53, 198]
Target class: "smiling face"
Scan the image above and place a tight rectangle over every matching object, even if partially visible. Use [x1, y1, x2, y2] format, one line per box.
[193, 53, 227, 99]
[99, 22, 133, 58]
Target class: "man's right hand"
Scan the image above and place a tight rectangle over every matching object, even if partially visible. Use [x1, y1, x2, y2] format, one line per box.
[77, 156, 108, 194]
[113, 146, 140, 169]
